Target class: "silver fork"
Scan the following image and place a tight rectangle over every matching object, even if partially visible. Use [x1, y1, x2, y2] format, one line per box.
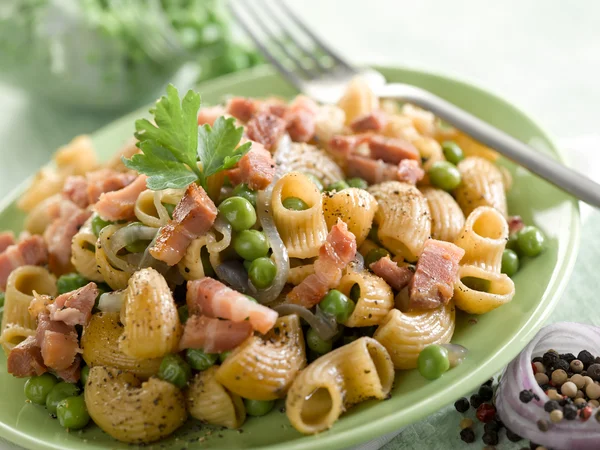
[228, 0, 600, 208]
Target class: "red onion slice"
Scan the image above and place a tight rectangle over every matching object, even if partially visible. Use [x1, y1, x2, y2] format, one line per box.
[496, 322, 600, 450]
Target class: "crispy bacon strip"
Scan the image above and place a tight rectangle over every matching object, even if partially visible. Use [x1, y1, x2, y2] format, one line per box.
[44, 207, 91, 275]
[284, 95, 318, 143]
[396, 159, 425, 185]
[0, 231, 15, 254]
[47, 282, 98, 327]
[246, 111, 287, 152]
[86, 169, 137, 205]
[369, 256, 414, 291]
[36, 314, 79, 371]
[179, 315, 253, 353]
[368, 135, 420, 164]
[94, 174, 147, 221]
[350, 111, 387, 132]
[226, 97, 257, 122]
[228, 142, 276, 190]
[62, 176, 89, 208]
[7, 336, 47, 377]
[0, 235, 48, 290]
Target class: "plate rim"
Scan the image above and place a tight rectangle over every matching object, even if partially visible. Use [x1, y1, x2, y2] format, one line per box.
[0, 64, 581, 450]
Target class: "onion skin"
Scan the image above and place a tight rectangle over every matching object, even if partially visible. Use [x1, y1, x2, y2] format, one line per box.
[496, 322, 600, 450]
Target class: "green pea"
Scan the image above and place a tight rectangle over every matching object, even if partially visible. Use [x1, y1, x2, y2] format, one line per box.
[218, 196, 257, 231]
[417, 344, 450, 380]
[124, 239, 151, 254]
[158, 354, 191, 388]
[506, 232, 520, 252]
[56, 396, 90, 430]
[178, 305, 189, 324]
[346, 177, 368, 189]
[441, 141, 465, 165]
[244, 398, 275, 416]
[57, 273, 89, 295]
[428, 161, 462, 191]
[24, 373, 58, 405]
[186, 349, 218, 371]
[80, 366, 90, 387]
[219, 351, 232, 363]
[326, 180, 349, 192]
[91, 215, 112, 237]
[501, 249, 520, 277]
[365, 247, 390, 268]
[46, 382, 80, 415]
[282, 197, 309, 211]
[163, 202, 176, 219]
[368, 225, 380, 244]
[303, 173, 324, 192]
[461, 276, 491, 292]
[319, 290, 355, 323]
[517, 226, 545, 257]
[232, 183, 257, 207]
[200, 247, 215, 277]
[248, 257, 277, 289]
[233, 230, 269, 261]
[349, 283, 361, 302]
[306, 328, 333, 354]
[243, 260, 252, 271]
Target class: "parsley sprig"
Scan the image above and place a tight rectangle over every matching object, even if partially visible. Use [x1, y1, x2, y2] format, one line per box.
[124, 84, 251, 193]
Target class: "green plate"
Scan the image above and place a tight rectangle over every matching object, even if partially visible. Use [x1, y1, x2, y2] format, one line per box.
[0, 66, 579, 450]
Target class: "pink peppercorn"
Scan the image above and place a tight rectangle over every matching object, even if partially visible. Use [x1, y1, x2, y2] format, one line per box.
[476, 404, 496, 423]
[580, 406, 593, 421]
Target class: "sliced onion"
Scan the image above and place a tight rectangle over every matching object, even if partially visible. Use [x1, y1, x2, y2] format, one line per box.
[97, 290, 127, 312]
[215, 260, 250, 293]
[496, 322, 600, 450]
[274, 304, 338, 340]
[441, 343, 468, 368]
[102, 223, 158, 272]
[210, 216, 232, 254]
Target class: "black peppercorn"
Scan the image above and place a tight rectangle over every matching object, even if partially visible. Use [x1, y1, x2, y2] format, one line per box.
[530, 442, 540, 450]
[478, 385, 494, 401]
[484, 421, 500, 433]
[482, 431, 499, 445]
[577, 350, 595, 368]
[543, 400, 561, 412]
[543, 351, 559, 369]
[532, 356, 543, 364]
[505, 428, 522, 442]
[483, 378, 493, 387]
[561, 353, 576, 363]
[460, 427, 475, 443]
[470, 394, 483, 408]
[454, 397, 470, 413]
[537, 419, 549, 432]
[587, 363, 600, 381]
[564, 403, 578, 420]
[554, 358, 570, 372]
[519, 390, 534, 403]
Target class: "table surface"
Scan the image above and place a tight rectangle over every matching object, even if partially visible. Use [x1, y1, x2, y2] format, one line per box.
[1, 1, 599, 449]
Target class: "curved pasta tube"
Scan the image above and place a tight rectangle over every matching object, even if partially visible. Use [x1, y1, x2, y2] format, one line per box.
[454, 206, 508, 273]
[54, 135, 98, 175]
[454, 265, 515, 314]
[322, 188, 378, 246]
[314, 105, 346, 143]
[382, 115, 420, 142]
[71, 216, 104, 282]
[274, 142, 345, 187]
[216, 314, 306, 401]
[178, 232, 216, 281]
[18, 168, 65, 213]
[81, 312, 162, 378]
[337, 270, 393, 327]
[413, 136, 445, 174]
[24, 194, 62, 235]
[368, 181, 431, 261]
[337, 77, 378, 124]
[373, 302, 455, 369]
[119, 268, 181, 359]
[287, 263, 315, 285]
[285, 337, 394, 434]
[421, 187, 465, 242]
[85, 366, 187, 444]
[1, 266, 57, 354]
[401, 104, 436, 136]
[134, 188, 184, 228]
[187, 366, 246, 429]
[272, 172, 328, 258]
[454, 157, 507, 217]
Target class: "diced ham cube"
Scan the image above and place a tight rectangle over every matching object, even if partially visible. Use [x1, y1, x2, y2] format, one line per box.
[36, 314, 79, 371]
[47, 282, 98, 327]
[346, 154, 399, 185]
[259, 98, 288, 118]
[246, 111, 287, 152]
[328, 134, 370, 157]
[350, 111, 388, 132]
[62, 176, 89, 208]
[369, 256, 414, 291]
[0, 235, 48, 290]
[179, 315, 253, 353]
[408, 239, 465, 310]
[44, 208, 92, 275]
[229, 142, 276, 190]
[226, 97, 257, 123]
[187, 278, 278, 334]
[54, 355, 82, 383]
[369, 135, 420, 164]
[198, 105, 226, 126]
[94, 174, 148, 221]
[284, 95, 319, 143]
[287, 219, 357, 307]
[0, 231, 15, 253]
[396, 159, 425, 185]
[150, 183, 217, 266]
[7, 336, 47, 377]
[86, 169, 137, 205]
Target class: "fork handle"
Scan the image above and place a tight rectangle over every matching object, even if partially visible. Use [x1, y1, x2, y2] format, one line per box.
[376, 83, 600, 208]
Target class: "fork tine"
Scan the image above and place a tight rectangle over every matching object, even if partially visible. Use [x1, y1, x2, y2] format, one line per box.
[227, 0, 304, 90]
[277, 1, 357, 73]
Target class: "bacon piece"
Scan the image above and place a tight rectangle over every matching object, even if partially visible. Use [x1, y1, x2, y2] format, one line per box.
[187, 278, 278, 334]
[226, 97, 257, 123]
[369, 256, 414, 291]
[0, 231, 15, 253]
[150, 183, 217, 265]
[48, 282, 98, 327]
[7, 336, 47, 377]
[36, 314, 79, 371]
[284, 95, 318, 143]
[508, 215, 525, 235]
[350, 111, 387, 132]
[86, 169, 137, 205]
[346, 154, 398, 185]
[94, 174, 147, 221]
[259, 98, 288, 118]
[62, 176, 89, 208]
[179, 315, 253, 353]
[369, 135, 420, 164]
[246, 111, 287, 152]
[287, 219, 357, 307]
[328, 134, 370, 157]
[232, 142, 276, 190]
[396, 159, 425, 185]
[408, 239, 465, 310]
[44, 208, 91, 275]
[198, 105, 226, 126]
[0, 235, 48, 290]
[54, 355, 82, 383]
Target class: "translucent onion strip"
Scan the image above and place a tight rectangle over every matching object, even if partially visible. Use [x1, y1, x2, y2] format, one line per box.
[274, 304, 338, 341]
[98, 290, 127, 313]
[101, 224, 159, 273]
